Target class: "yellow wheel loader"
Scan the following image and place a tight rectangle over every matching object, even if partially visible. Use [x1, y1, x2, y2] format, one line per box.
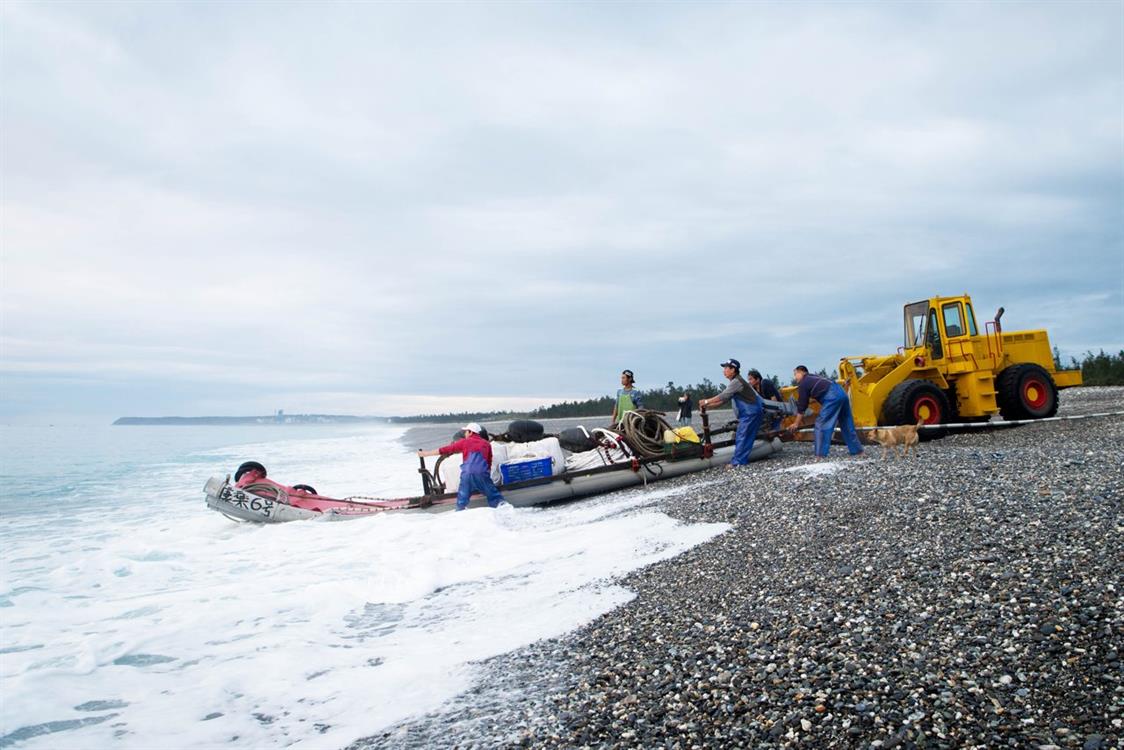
[783, 294, 1083, 430]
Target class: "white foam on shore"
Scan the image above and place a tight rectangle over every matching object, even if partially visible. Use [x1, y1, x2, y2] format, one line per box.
[776, 461, 849, 478]
[0, 426, 727, 750]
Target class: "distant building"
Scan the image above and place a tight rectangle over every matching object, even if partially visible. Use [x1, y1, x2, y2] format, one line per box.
[276, 409, 284, 424]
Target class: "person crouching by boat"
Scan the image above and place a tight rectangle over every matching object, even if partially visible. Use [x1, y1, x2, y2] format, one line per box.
[233, 461, 313, 496]
[697, 358, 763, 467]
[611, 369, 644, 428]
[417, 423, 505, 511]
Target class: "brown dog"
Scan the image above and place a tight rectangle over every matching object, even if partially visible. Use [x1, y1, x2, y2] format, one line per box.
[869, 419, 924, 459]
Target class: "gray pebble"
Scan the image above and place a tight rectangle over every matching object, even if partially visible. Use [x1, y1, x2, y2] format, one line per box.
[351, 387, 1124, 750]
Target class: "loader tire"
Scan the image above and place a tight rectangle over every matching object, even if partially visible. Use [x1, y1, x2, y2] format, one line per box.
[996, 364, 1058, 420]
[882, 380, 950, 438]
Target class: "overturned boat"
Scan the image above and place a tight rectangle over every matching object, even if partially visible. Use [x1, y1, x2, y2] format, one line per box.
[203, 408, 787, 523]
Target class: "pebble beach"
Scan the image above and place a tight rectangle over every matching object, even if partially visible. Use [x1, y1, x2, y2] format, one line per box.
[357, 387, 1123, 750]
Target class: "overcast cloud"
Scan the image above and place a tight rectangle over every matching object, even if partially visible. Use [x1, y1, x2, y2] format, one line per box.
[1, 1, 1121, 419]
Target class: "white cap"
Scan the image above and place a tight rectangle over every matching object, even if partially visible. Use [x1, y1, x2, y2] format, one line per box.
[461, 422, 483, 434]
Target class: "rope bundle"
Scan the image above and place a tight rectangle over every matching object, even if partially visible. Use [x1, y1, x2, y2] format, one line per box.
[616, 409, 674, 459]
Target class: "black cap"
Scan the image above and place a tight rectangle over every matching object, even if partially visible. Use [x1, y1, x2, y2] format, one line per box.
[622, 369, 635, 380]
[720, 358, 740, 370]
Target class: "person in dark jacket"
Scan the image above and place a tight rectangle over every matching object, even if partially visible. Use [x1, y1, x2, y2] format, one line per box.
[791, 365, 864, 458]
[676, 393, 693, 425]
[747, 369, 782, 431]
[418, 423, 505, 511]
[698, 358, 763, 466]
[747, 369, 780, 401]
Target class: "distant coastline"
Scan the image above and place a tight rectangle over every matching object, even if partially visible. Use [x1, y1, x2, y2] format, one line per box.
[112, 415, 390, 426]
[115, 378, 735, 427]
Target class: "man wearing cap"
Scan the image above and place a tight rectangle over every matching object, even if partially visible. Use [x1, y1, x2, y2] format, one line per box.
[698, 358, 764, 466]
[417, 423, 505, 511]
[611, 369, 645, 428]
[791, 365, 864, 458]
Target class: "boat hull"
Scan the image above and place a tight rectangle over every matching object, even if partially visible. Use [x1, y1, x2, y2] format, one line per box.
[484, 438, 779, 509]
[204, 438, 781, 522]
[203, 476, 412, 523]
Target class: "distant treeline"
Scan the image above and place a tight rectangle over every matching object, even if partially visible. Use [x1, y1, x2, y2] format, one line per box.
[1058, 348, 1124, 386]
[390, 374, 788, 424]
[390, 411, 524, 425]
[524, 375, 788, 419]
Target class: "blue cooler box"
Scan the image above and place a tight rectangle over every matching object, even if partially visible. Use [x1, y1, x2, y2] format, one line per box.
[500, 457, 553, 484]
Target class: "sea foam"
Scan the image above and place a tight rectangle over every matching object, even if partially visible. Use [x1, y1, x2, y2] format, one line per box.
[0, 424, 726, 749]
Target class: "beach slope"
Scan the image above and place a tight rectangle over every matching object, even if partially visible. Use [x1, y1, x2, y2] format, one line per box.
[357, 387, 1122, 749]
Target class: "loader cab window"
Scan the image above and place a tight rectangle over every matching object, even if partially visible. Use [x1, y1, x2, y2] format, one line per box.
[928, 309, 943, 358]
[965, 302, 979, 336]
[904, 301, 928, 348]
[942, 302, 966, 338]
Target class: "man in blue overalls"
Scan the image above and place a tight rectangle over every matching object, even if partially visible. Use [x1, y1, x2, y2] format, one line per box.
[698, 358, 764, 466]
[791, 365, 864, 458]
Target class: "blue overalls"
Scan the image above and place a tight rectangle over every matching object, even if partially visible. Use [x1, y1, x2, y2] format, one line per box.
[731, 393, 764, 465]
[814, 383, 864, 458]
[457, 450, 505, 511]
[760, 385, 783, 432]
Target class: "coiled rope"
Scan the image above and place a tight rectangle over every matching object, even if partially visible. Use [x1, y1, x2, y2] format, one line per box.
[617, 409, 674, 459]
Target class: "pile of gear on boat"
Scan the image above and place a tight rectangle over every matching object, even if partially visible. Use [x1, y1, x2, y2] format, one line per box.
[429, 413, 708, 494]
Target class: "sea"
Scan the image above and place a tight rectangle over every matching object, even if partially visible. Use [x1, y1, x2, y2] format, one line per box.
[0, 419, 728, 750]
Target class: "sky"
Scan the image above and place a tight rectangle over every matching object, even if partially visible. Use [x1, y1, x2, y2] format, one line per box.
[1, 1, 1121, 419]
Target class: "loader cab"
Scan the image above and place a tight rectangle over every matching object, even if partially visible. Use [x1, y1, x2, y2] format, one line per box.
[903, 296, 980, 360]
[939, 299, 978, 339]
[904, 300, 942, 358]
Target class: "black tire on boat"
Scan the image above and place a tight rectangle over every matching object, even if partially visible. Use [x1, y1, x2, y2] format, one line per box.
[292, 484, 318, 495]
[559, 427, 597, 452]
[235, 461, 267, 482]
[507, 420, 545, 443]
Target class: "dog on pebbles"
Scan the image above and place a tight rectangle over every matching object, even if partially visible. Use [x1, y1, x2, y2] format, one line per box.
[869, 419, 924, 459]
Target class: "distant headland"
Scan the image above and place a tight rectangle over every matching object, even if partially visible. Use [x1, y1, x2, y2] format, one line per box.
[111, 379, 739, 426]
[113, 413, 389, 426]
